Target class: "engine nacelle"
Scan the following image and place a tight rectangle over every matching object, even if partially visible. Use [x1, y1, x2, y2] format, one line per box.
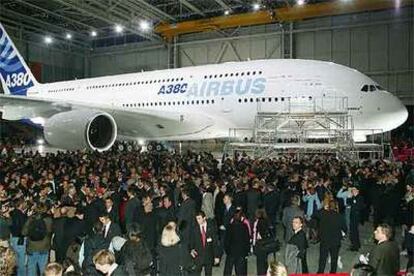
[44, 110, 117, 151]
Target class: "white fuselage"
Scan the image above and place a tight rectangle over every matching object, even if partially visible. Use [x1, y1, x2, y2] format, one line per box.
[26, 59, 408, 141]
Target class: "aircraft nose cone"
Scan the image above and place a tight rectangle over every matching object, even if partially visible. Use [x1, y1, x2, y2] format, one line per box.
[383, 93, 408, 131]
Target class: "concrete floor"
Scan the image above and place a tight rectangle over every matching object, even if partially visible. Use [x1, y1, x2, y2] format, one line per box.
[211, 222, 408, 275]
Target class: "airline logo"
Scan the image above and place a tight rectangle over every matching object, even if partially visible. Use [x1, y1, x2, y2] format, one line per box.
[0, 27, 34, 95]
[158, 77, 266, 97]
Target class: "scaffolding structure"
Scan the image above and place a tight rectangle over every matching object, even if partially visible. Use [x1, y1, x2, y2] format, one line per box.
[225, 97, 385, 160]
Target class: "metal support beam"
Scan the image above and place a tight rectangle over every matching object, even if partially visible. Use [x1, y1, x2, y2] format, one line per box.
[50, 0, 163, 42]
[214, 0, 232, 11]
[134, 0, 175, 21]
[15, 0, 96, 31]
[156, 0, 414, 39]
[180, 0, 205, 16]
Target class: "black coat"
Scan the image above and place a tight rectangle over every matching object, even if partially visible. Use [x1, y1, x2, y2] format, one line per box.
[119, 240, 152, 276]
[158, 242, 192, 276]
[190, 219, 220, 266]
[111, 265, 128, 276]
[288, 229, 308, 258]
[368, 240, 400, 276]
[103, 222, 122, 246]
[82, 233, 108, 276]
[224, 219, 250, 258]
[177, 198, 196, 241]
[125, 197, 142, 227]
[141, 211, 158, 251]
[314, 209, 347, 246]
[156, 206, 176, 234]
[10, 209, 27, 238]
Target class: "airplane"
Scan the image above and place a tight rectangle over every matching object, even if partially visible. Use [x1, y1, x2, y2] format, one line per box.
[0, 23, 408, 152]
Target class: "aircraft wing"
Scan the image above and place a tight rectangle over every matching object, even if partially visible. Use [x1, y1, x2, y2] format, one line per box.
[0, 94, 216, 139]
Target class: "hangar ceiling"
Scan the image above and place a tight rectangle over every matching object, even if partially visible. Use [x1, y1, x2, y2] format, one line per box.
[1, 0, 412, 50]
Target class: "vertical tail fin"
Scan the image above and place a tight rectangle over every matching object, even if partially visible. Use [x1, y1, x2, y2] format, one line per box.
[0, 23, 39, 96]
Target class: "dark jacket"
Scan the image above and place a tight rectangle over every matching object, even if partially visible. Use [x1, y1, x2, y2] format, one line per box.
[125, 197, 142, 227]
[224, 219, 250, 258]
[190, 219, 220, 266]
[10, 209, 27, 238]
[177, 198, 196, 241]
[314, 209, 346, 246]
[158, 242, 192, 276]
[82, 233, 108, 276]
[119, 240, 152, 276]
[156, 206, 176, 233]
[369, 240, 400, 276]
[103, 222, 122, 247]
[111, 265, 128, 276]
[288, 229, 308, 258]
[22, 215, 53, 254]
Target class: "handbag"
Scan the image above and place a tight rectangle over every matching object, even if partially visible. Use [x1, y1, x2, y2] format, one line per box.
[255, 238, 281, 255]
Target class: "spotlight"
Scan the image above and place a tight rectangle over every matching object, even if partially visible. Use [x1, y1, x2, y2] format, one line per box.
[139, 20, 151, 32]
[65, 33, 72, 40]
[224, 10, 230, 15]
[114, 24, 124, 33]
[252, 3, 261, 11]
[37, 139, 45, 145]
[297, 0, 305, 5]
[44, 36, 53, 44]
[90, 30, 97, 37]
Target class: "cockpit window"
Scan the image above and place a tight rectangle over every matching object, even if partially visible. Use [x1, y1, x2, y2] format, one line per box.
[369, 85, 376, 92]
[375, 85, 383, 91]
[361, 85, 368, 92]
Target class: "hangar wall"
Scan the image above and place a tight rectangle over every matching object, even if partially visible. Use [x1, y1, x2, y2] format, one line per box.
[88, 7, 413, 103]
[6, 28, 85, 83]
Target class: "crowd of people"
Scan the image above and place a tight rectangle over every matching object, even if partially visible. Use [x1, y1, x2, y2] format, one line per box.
[0, 140, 413, 276]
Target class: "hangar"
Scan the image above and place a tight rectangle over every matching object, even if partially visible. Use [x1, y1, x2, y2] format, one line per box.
[0, 1, 413, 275]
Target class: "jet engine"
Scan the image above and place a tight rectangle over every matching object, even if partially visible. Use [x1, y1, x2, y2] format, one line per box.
[44, 110, 117, 151]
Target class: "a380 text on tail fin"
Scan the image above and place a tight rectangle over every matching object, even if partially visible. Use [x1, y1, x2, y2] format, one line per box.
[0, 23, 38, 96]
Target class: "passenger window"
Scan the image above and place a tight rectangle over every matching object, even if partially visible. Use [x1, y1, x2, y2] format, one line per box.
[361, 85, 369, 92]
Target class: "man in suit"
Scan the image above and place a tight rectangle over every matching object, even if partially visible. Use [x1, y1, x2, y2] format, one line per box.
[349, 186, 365, 251]
[369, 223, 400, 276]
[177, 187, 196, 244]
[219, 193, 236, 258]
[156, 195, 176, 234]
[104, 197, 120, 225]
[124, 186, 143, 231]
[190, 211, 220, 276]
[99, 212, 122, 247]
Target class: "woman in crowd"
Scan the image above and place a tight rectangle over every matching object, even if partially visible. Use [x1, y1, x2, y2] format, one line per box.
[158, 221, 192, 276]
[253, 207, 272, 276]
[118, 223, 152, 276]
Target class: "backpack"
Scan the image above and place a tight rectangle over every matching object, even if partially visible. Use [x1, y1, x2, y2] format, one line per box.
[28, 217, 47, 241]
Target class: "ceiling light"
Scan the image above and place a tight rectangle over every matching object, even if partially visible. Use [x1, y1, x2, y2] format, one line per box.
[90, 30, 97, 37]
[297, 0, 305, 5]
[115, 24, 124, 33]
[139, 20, 151, 32]
[65, 33, 72, 40]
[44, 36, 53, 44]
[252, 3, 261, 11]
[224, 10, 230, 15]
